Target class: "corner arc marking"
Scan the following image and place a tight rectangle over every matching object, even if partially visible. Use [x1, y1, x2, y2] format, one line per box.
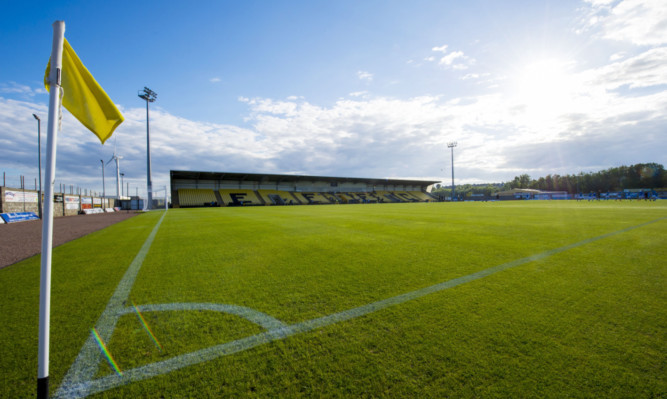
[118, 302, 287, 331]
[54, 211, 168, 399]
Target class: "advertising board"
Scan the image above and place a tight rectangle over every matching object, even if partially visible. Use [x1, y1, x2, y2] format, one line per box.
[64, 196, 79, 210]
[81, 197, 93, 209]
[0, 212, 40, 223]
[4, 190, 38, 203]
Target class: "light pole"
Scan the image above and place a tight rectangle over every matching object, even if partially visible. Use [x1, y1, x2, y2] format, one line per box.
[138, 87, 157, 210]
[100, 159, 105, 199]
[33, 114, 42, 218]
[447, 142, 457, 201]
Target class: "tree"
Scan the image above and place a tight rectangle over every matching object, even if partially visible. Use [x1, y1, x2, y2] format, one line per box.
[502, 163, 665, 194]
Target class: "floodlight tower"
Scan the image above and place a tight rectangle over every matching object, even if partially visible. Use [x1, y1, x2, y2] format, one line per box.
[447, 142, 457, 201]
[33, 114, 42, 218]
[138, 87, 157, 209]
[100, 159, 105, 199]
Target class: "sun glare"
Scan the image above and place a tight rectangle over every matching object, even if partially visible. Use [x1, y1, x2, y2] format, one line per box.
[512, 59, 576, 125]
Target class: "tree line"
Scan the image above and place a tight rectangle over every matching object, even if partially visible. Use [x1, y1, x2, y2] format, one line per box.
[433, 163, 666, 198]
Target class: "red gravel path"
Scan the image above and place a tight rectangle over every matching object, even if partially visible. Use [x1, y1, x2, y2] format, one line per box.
[0, 212, 140, 269]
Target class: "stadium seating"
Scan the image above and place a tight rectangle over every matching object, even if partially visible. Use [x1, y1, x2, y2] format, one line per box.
[361, 192, 384, 203]
[409, 191, 435, 201]
[292, 192, 334, 204]
[257, 190, 298, 205]
[219, 189, 263, 206]
[336, 193, 354, 204]
[373, 191, 402, 202]
[178, 188, 434, 207]
[178, 189, 218, 207]
[394, 191, 421, 202]
[338, 192, 382, 203]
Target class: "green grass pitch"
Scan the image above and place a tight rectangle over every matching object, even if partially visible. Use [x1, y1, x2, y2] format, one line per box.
[1, 201, 665, 398]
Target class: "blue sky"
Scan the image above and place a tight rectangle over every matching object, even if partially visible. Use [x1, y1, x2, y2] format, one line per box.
[1, 0, 666, 197]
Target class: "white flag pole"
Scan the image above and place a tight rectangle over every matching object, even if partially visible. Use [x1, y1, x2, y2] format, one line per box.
[38, 20, 65, 399]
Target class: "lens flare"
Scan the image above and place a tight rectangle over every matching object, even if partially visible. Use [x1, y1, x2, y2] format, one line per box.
[132, 301, 164, 352]
[91, 327, 122, 376]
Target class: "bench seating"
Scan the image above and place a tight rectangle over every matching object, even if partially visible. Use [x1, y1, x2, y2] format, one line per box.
[178, 189, 217, 207]
[219, 189, 262, 206]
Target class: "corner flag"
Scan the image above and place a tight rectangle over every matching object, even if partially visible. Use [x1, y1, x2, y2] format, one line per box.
[38, 21, 124, 399]
[44, 38, 124, 144]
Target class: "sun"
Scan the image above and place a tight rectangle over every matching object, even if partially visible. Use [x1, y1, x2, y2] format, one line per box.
[511, 59, 577, 124]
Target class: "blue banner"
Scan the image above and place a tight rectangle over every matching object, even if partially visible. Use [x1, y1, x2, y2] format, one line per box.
[0, 212, 40, 223]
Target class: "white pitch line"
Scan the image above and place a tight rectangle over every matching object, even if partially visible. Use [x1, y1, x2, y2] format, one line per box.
[55, 211, 167, 399]
[119, 302, 288, 331]
[57, 216, 665, 398]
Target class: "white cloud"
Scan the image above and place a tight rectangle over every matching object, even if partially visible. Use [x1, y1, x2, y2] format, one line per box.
[585, 0, 667, 45]
[585, 0, 615, 5]
[232, 72, 666, 181]
[2, 1, 667, 189]
[349, 91, 369, 98]
[357, 70, 374, 82]
[428, 45, 476, 70]
[1, 57, 666, 190]
[584, 46, 667, 89]
[609, 51, 626, 61]
[209, 77, 221, 83]
[440, 51, 465, 66]
[0, 82, 44, 97]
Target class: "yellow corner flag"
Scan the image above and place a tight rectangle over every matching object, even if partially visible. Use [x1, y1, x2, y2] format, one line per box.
[44, 38, 124, 144]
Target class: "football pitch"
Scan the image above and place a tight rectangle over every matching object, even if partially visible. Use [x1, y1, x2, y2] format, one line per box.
[1, 201, 665, 398]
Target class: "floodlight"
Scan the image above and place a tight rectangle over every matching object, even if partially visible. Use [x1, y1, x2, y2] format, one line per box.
[138, 87, 157, 209]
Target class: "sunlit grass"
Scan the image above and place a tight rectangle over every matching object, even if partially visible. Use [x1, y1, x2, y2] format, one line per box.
[0, 201, 665, 398]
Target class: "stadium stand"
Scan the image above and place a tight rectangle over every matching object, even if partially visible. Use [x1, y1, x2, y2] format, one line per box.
[373, 191, 403, 202]
[337, 192, 380, 203]
[292, 192, 333, 204]
[219, 189, 263, 206]
[394, 191, 421, 202]
[257, 190, 298, 205]
[409, 191, 436, 201]
[336, 193, 355, 204]
[170, 171, 440, 208]
[178, 189, 218, 207]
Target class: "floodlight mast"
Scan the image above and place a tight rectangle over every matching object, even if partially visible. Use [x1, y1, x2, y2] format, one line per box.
[138, 87, 157, 210]
[33, 114, 42, 218]
[447, 142, 457, 201]
[100, 159, 105, 199]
